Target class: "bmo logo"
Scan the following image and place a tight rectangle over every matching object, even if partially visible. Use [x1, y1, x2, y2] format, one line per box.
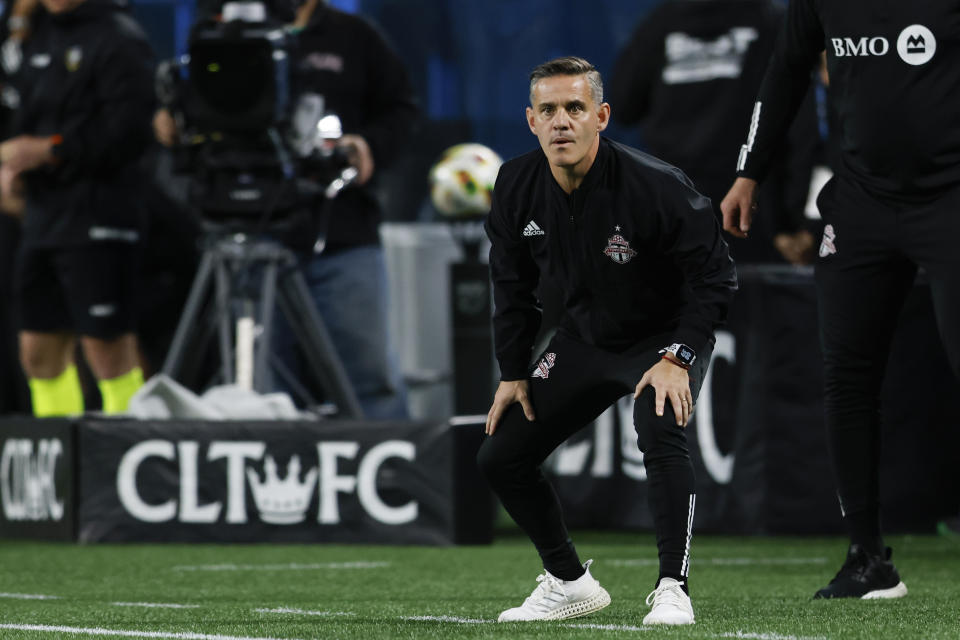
[896, 25, 935, 66]
[830, 25, 936, 66]
[830, 36, 889, 58]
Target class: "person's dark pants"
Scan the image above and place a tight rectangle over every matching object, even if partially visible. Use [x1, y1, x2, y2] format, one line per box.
[0, 216, 28, 413]
[477, 330, 711, 583]
[815, 176, 960, 548]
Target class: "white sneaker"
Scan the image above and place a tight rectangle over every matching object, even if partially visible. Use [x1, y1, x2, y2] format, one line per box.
[642, 578, 695, 625]
[497, 559, 611, 622]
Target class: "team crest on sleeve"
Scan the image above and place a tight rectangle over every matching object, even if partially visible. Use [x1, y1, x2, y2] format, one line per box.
[603, 226, 637, 264]
[531, 352, 556, 379]
[65, 46, 83, 72]
[819, 224, 837, 257]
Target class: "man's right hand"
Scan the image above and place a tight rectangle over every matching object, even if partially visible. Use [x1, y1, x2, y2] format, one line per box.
[720, 177, 759, 239]
[337, 134, 374, 185]
[485, 379, 535, 436]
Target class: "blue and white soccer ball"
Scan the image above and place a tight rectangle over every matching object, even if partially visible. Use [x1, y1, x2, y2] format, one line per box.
[428, 143, 503, 217]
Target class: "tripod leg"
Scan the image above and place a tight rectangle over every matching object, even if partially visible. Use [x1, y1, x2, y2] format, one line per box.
[255, 260, 279, 392]
[267, 348, 316, 407]
[214, 257, 235, 384]
[162, 250, 217, 378]
[276, 269, 364, 418]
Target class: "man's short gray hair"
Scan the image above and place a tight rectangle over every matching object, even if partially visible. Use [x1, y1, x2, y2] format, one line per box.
[528, 56, 603, 107]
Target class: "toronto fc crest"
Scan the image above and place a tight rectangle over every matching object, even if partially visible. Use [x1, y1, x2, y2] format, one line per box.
[819, 224, 837, 257]
[531, 352, 556, 379]
[65, 46, 83, 72]
[603, 226, 637, 264]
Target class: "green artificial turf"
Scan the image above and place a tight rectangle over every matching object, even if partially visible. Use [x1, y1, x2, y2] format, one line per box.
[1, 532, 958, 639]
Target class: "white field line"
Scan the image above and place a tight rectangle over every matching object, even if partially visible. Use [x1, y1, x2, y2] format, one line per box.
[0, 624, 306, 640]
[172, 561, 390, 572]
[401, 617, 644, 631]
[112, 603, 202, 609]
[564, 623, 647, 631]
[608, 557, 828, 567]
[719, 632, 828, 640]
[0, 592, 59, 600]
[254, 607, 355, 617]
[398, 615, 829, 640]
[0, 620, 827, 640]
[402, 615, 490, 624]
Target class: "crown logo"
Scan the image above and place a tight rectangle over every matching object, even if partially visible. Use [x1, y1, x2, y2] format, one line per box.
[246, 455, 318, 525]
[906, 34, 925, 53]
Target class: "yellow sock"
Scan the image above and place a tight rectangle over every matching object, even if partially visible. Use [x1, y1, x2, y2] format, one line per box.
[29, 364, 84, 417]
[98, 367, 144, 414]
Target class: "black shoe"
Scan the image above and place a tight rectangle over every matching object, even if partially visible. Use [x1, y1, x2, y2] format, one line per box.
[813, 544, 907, 600]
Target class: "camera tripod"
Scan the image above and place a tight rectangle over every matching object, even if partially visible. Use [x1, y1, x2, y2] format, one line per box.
[161, 232, 363, 418]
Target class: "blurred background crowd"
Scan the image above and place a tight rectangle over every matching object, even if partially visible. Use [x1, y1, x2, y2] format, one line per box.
[0, 0, 835, 418]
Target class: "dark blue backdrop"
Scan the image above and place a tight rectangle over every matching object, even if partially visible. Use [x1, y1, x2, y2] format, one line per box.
[133, 0, 661, 162]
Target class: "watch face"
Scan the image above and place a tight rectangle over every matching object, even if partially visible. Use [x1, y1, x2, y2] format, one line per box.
[676, 345, 695, 365]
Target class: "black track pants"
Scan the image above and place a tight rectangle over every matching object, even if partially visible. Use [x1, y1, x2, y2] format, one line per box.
[815, 177, 960, 528]
[477, 330, 711, 581]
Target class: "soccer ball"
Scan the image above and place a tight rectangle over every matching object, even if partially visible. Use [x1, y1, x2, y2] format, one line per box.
[428, 143, 503, 217]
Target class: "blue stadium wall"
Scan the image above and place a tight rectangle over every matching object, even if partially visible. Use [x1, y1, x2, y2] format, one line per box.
[132, 0, 660, 191]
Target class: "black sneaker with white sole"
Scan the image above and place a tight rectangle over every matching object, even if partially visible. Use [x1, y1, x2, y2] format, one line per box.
[813, 544, 907, 600]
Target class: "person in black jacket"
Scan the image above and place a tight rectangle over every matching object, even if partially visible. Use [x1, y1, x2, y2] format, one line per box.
[0, 0, 40, 415]
[0, 0, 153, 416]
[282, 0, 416, 419]
[479, 57, 736, 625]
[722, 0, 960, 599]
[167, 0, 417, 418]
[610, 0, 818, 265]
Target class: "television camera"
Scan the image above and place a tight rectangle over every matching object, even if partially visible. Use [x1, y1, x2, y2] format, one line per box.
[157, 1, 363, 417]
[156, 1, 356, 236]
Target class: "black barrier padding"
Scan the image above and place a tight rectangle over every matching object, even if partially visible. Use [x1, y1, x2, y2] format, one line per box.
[450, 419, 496, 544]
[880, 285, 960, 531]
[77, 419, 485, 545]
[451, 262, 495, 416]
[0, 418, 76, 541]
[750, 276, 839, 534]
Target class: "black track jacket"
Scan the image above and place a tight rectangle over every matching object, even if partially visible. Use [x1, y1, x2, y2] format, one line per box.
[486, 138, 737, 381]
[14, 0, 154, 248]
[736, 0, 960, 200]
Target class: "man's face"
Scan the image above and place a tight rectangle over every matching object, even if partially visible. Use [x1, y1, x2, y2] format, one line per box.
[40, 0, 85, 14]
[526, 74, 609, 172]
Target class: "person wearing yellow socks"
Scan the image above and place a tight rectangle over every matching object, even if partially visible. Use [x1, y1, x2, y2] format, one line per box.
[98, 366, 144, 415]
[20, 333, 144, 417]
[3, 0, 154, 418]
[28, 363, 85, 417]
[27, 361, 145, 417]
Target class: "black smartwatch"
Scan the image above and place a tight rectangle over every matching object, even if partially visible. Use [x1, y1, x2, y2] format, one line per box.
[660, 343, 696, 368]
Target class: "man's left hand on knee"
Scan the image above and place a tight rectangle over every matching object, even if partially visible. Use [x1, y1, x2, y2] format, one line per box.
[634, 359, 693, 427]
